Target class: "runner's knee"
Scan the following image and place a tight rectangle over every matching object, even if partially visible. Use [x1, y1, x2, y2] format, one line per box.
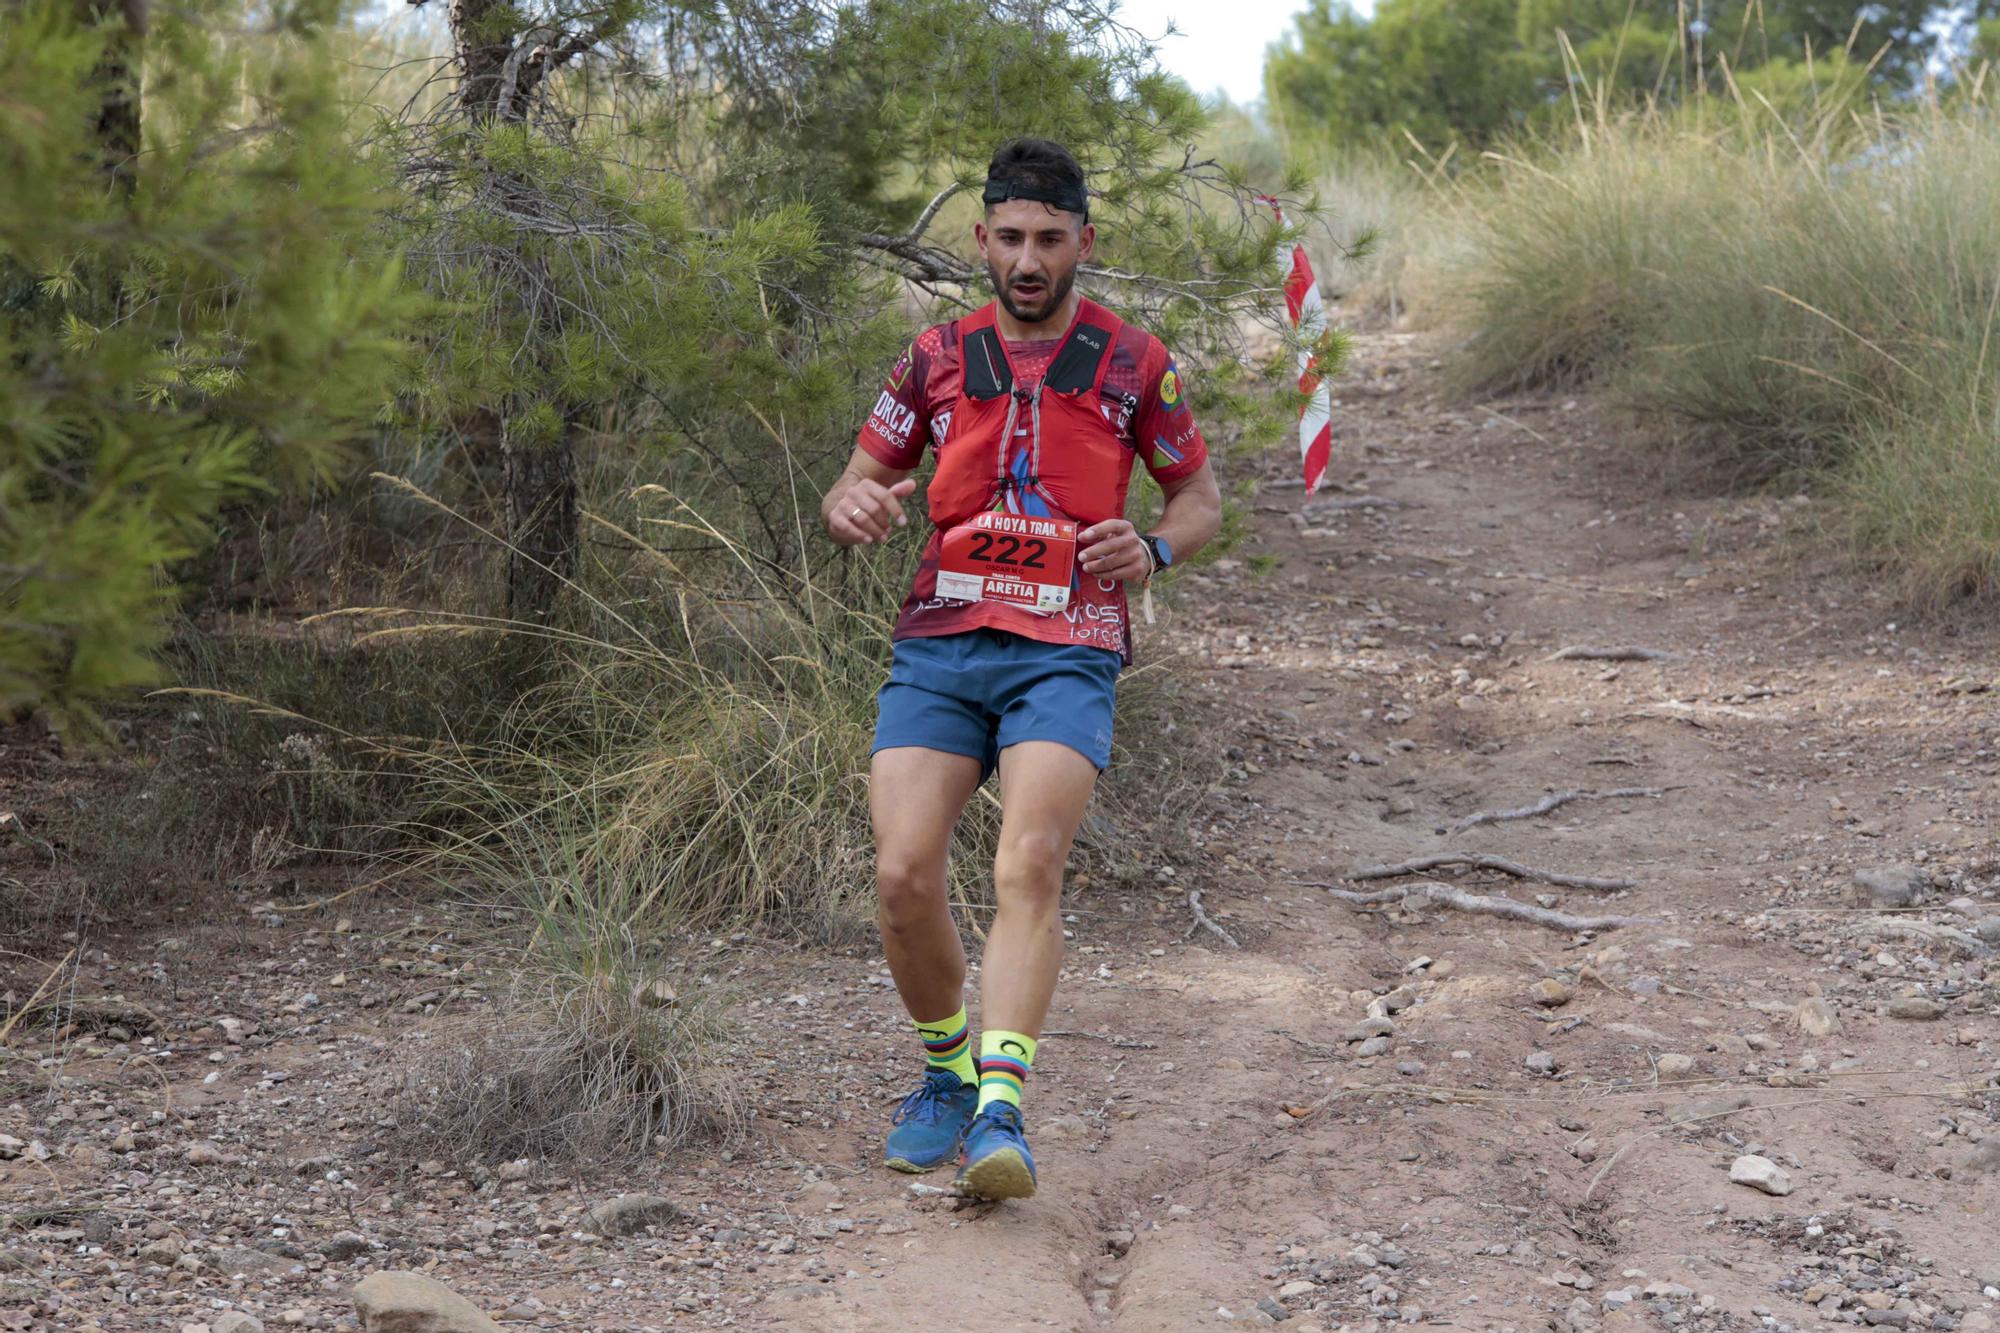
[876, 853, 944, 927]
[992, 833, 1066, 908]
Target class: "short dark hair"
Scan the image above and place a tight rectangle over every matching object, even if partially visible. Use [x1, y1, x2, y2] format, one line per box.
[985, 138, 1087, 223]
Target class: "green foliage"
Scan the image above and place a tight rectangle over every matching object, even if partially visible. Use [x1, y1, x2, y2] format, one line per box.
[1268, 0, 1537, 152]
[0, 0, 409, 732]
[1444, 87, 2000, 603]
[1269, 1, 1995, 154]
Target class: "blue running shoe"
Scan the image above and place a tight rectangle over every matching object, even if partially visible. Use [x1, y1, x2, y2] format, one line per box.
[953, 1102, 1037, 1200]
[884, 1068, 978, 1173]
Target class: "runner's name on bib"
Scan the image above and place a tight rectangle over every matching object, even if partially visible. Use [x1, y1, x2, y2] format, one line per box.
[936, 512, 1077, 612]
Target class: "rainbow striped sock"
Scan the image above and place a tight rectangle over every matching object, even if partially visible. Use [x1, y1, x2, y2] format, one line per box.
[913, 1007, 976, 1086]
[977, 1030, 1038, 1112]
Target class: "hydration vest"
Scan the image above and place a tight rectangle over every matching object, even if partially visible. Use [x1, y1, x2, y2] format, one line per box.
[925, 298, 1131, 531]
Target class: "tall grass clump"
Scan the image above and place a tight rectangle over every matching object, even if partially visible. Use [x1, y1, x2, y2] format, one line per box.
[1445, 75, 2000, 603]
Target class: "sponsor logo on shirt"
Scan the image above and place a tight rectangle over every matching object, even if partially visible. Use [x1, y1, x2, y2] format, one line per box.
[1159, 364, 1182, 408]
[887, 344, 914, 391]
[870, 389, 918, 446]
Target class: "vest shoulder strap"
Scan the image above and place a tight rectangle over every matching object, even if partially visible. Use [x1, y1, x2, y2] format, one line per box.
[1043, 299, 1123, 395]
[955, 306, 1012, 400]
[951, 298, 1124, 400]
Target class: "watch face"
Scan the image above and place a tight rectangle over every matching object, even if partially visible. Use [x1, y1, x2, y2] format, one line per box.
[1153, 536, 1172, 567]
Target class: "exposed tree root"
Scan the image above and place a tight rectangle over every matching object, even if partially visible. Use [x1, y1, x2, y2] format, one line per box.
[1350, 852, 1636, 893]
[1300, 880, 1657, 932]
[1847, 918, 1985, 956]
[1548, 645, 1674, 661]
[1450, 787, 1665, 834]
[1185, 888, 1240, 949]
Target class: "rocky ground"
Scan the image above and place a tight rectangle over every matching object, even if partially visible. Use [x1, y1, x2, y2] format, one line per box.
[3, 333, 1998, 1332]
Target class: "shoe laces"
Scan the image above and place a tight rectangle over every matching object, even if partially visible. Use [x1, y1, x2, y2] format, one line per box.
[893, 1069, 965, 1127]
[974, 1102, 1023, 1136]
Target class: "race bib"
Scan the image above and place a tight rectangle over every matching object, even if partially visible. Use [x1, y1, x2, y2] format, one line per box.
[936, 511, 1077, 612]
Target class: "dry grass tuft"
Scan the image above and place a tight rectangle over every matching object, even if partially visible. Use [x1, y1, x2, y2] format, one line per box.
[398, 931, 741, 1166]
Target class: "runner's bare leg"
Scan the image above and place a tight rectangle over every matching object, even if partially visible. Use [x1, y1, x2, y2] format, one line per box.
[870, 746, 985, 1021]
[982, 740, 1099, 1038]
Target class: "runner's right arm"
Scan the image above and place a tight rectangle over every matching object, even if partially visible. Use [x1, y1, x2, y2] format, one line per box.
[823, 448, 916, 547]
[826, 335, 937, 546]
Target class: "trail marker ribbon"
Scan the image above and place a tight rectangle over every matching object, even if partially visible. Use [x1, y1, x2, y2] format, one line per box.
[1258, 195, 1334, 495]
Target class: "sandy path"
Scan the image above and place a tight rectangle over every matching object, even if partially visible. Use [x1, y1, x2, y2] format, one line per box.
[6, 334, 1997, 1332]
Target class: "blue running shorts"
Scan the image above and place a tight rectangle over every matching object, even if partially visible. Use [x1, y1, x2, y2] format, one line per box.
[872, 628, 1120, 779]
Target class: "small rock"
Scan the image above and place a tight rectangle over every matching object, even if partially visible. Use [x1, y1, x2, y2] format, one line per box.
[1668, 1094, 1752, 1125]
[1958, 1139, 2000, 1177]
[1645, 1282, 1696, 1300]
[1344, 1018, 1396, 1041]
[137, 1237, 183, 1266]
[1887, 998, 1945, 1021]
[322, 1232, 370, 1262]
[1395, 1061, 1426, 1077]
[1279, 1280, 1319, 1298]
[0, 1134, 21, 1160]
[1796, 997, 1840, 1037]
[211, 1247, 290, 1276]
[1355, 1036, 1390, 1058]
[1256, 1296, 1291, 1322]
[1524, 1051, 1557, 1075]
[1603, 1289, 1637, 1309]
[1974, 918, 2000, 945]
[186, 1141, 229, 1166]
[1729, 1154, 1794, 1196]
[213, 1316, 265, 1333]
[1105, 1230, 1135, 1257]
[1855, 865, 1927, 909]
[581, 1194, 683, 1238]
[1656, 1053, 1695, 1078]
[495, 1159, 532, 1182]
[351, 1271, 505, 1332]
[1532, 979, 1573, 1007]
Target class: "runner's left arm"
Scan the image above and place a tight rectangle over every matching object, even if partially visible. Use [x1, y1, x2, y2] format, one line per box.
[1080, 353, 1220, 581]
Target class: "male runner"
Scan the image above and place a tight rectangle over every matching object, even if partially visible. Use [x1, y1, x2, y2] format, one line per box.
[820, 138, 1221, 1201]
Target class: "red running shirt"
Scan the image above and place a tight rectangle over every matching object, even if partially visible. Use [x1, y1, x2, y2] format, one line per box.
[858, 314, 1208, 661]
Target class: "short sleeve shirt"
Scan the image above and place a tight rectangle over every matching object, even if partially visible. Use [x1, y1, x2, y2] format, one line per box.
[857, 313, 1208, 659]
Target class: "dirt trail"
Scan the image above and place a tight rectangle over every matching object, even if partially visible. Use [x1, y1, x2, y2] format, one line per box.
[7, 335, 1999, 1332]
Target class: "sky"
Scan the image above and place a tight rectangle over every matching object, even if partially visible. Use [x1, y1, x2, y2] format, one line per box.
[1116, 0, 1373, 106]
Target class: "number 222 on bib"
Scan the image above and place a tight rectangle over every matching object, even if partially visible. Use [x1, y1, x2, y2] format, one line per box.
[936, 512, 1077, 613]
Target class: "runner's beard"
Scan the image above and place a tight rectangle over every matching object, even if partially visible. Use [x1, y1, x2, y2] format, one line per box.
[991, 260, 1075, 328]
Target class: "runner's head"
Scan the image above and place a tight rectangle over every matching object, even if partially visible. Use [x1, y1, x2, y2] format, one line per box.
[977, 138, 1095, 328]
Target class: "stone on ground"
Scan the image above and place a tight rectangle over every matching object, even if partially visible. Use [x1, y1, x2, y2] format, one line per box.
[1730, 1154, 1794, 1196]
[582, 1193, 684, 1237]
[351, 1271, 505, 1332]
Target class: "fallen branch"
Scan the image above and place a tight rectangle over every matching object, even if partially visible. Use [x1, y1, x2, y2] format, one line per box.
[1301, 880, 1656, 932]
[1185, 888, 1240, 949]
[1350, 852, 1636, 893]
[1845, 918, 1985, 957]
[1548, 645, 1674, 662]
[1450, 787, 1665, 834]
[1042, 1030, 1158, 1050]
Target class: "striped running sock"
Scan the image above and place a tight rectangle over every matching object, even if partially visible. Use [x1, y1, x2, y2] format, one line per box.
[913, 1007, 976, 1087]
[977, 1030, 1038, 1113]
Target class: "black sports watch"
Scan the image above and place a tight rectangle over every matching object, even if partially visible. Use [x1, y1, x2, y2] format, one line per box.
[1140, 533, 1173, 577]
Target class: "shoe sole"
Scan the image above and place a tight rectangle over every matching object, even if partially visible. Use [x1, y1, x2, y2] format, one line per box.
[954, 1147, 1037, 1201]
[883, 1155, 946, 1174]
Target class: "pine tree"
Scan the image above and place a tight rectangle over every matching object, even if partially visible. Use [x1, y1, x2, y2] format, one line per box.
[380, 0, 1297, 620]
[0, 0, 410, 732]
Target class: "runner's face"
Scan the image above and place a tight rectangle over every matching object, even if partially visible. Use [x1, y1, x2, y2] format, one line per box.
[977, 199, 1094, 326]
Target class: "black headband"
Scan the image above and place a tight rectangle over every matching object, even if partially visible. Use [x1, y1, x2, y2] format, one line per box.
[982, 177, 1089, 220]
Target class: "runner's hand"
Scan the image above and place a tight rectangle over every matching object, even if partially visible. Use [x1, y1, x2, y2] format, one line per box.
[1078, 519, 1151, 582]
[831, 478, 917, 546]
